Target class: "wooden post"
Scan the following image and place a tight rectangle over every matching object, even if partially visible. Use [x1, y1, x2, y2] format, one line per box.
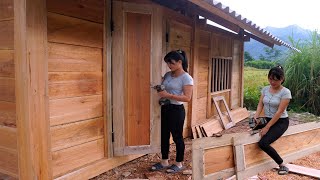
[14, 0, 52, 179]
[104, 0, 113, 158]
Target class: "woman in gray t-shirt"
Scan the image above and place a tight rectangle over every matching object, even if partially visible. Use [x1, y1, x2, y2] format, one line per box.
[253, 66, 292, 175]
[150, 50, 193, 173]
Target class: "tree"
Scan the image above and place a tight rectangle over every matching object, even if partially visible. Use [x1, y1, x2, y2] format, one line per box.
[263, 47, 282, 61]
[244, 51, 254, 62]
[258, 54, 266, 61]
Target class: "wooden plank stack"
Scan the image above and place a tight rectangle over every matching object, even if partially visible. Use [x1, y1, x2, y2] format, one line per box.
[192, 107, 250, 138]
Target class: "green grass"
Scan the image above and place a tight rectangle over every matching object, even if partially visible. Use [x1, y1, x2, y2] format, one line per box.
[243, 67, 269, 110]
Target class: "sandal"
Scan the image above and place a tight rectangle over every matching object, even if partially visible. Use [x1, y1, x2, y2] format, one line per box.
[150, 162, 169, 171]
[166, 164, 184, 173]
[278, 165, 289, 175]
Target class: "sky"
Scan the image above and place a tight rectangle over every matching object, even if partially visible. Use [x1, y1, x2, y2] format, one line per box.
[218, 0, 320, 31]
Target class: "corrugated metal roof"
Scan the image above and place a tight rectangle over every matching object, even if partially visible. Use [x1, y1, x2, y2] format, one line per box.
[190, 0, 301, 52]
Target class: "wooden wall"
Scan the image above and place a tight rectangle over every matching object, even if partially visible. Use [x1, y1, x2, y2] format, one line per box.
[231, 40, 242, 109]
[193, 29, 210, 125]
[46, 0, 106, 177]
[0, 0, 18, 178]
[192, 24, 244, 126]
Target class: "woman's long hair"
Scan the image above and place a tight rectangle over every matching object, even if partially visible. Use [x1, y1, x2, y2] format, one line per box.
[164, 50, 188, 72]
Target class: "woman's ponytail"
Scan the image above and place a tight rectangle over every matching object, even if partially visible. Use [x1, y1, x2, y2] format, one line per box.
[164, 50, 188, 72]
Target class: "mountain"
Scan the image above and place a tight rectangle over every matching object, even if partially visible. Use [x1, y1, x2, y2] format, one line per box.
[245, 25, 312, 60]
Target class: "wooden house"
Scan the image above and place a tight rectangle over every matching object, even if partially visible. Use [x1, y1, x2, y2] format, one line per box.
[0, 0, 298, 179]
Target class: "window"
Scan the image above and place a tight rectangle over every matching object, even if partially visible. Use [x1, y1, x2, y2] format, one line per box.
[206, 57, 233, 118]
[211, 57, 232, 93]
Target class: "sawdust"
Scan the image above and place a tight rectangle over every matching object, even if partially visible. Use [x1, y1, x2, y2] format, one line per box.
[92, 112, 319, 180]
[258, 152, 320, 180]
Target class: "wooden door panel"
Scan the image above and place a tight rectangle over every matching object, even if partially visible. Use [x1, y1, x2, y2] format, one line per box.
[125, 12, 151, 146]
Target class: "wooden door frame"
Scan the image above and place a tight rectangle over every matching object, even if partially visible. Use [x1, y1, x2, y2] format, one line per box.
[112, 1, 162, 156]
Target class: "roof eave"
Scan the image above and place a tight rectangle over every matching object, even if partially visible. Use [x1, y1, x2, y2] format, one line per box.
[187, 0, 300, 52]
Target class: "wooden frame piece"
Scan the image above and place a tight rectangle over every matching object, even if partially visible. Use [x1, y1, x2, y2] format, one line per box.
[192, 121, 320, 180]
[212, 96, 234, 129]
[192, 133, 238, 180]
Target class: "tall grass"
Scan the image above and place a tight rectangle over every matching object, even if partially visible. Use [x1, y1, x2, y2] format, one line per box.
[284, 31, 320, 115]
[244, 67, 269, 110]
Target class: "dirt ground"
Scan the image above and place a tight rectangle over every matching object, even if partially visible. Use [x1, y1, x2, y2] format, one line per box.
[92, 112, 320, 180]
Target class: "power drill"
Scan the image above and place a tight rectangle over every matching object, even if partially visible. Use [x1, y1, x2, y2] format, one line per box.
[249, 117, 268, 135]
[151, 85, 170, 106]
[152, 85, 165, 92]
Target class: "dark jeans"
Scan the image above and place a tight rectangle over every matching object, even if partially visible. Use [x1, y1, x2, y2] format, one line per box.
[258, 117, 289, 165]
[161, 104, 185, 162]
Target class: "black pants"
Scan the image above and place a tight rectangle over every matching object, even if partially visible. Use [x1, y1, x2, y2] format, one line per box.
[161, 104, 185, 162]
[258, 117, 289, 165]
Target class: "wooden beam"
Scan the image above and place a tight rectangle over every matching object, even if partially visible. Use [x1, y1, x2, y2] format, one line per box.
[187, 0, 278, 46]
[104, 0, 112, 158]
[212, 96, 234, 129]
[14, 0, 52, 179]
[193, 6, 240, 34]
[244, 31, 274, 48]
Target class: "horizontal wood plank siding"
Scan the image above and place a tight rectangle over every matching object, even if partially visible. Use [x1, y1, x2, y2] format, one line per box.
[0, 147, 18, 178]
[47, 12, 103, 48]
[0, 77, 15, 102]
[49, 79, 102, 99]
[0, 101, 15, 127]
[48, 43, 102, 72]
[52, 139, 104, 177]
[51, 117, 104, 151]
[0, 20, 13, 49]
[50, 95, 103, 126]
[0, 1, 17, 178]
[49, 72, 102, 99]
[47, 0, 104, 23]
[0, 126, 16, 150]
[48, 1, 105, 177]
[0, 125, 17, 177]
[0, 0, 13, 21]
[0, 50, 14, 78]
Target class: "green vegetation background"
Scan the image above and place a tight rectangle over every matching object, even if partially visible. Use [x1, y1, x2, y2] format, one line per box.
[243, 67, 268, 110]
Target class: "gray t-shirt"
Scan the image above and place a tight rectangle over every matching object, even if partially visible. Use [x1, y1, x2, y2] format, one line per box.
[261, 86, 292, 118]
[162, 72, 193, 105]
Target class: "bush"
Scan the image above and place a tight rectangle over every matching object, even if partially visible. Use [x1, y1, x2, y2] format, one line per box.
[245, 60, 276, 69]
